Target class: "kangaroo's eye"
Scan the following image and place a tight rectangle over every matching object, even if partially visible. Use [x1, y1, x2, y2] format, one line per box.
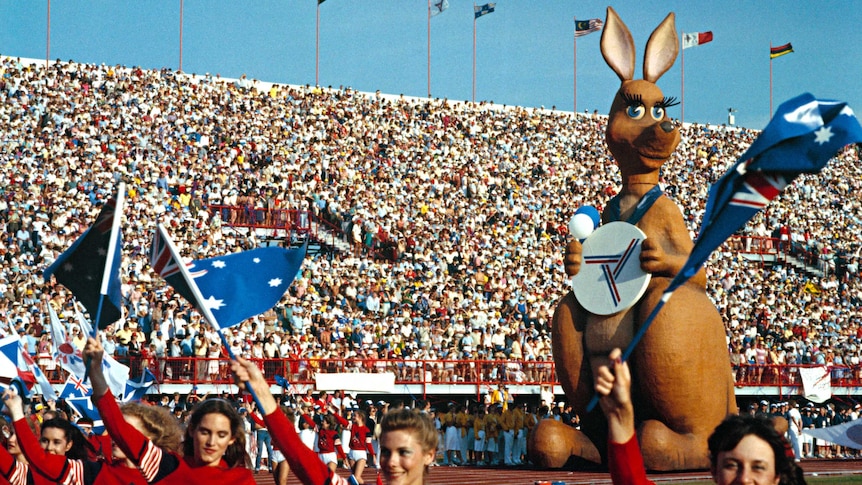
[626, 104, 645, 120]
[651, 106, 665, 120]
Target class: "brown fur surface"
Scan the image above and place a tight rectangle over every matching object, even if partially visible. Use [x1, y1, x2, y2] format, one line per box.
[528, 7, 736, 471]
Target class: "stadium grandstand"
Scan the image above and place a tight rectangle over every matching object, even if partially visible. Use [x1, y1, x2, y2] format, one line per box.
[0, 54, 861, 413]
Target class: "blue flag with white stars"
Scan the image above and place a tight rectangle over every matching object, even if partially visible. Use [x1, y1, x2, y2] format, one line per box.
[671, 93, 862, 292]
[185, 244, 306, 329]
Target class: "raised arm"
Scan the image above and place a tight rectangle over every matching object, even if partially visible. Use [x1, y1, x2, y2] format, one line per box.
[231, 357, 339, 485]
[84, 337, 179, 482]
[595, 348, 653, 485]
[4, 389, 81, 484]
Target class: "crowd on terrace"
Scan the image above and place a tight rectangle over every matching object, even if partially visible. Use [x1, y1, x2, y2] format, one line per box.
[0, 55, 861, 389]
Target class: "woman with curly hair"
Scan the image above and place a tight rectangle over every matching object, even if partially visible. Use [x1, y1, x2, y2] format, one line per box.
[83, 337, 256, 485]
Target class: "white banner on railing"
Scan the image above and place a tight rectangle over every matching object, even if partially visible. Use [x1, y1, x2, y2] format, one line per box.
[315, 372, 396, 393]
[798, 366, 832, 403]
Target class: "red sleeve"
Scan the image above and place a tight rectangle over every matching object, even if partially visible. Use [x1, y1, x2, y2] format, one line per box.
[301, 414, 317, 429]
[250, 413, 266, 428]
[0, 442, 21, 481]
[94, 389, 177, 481]
[333, 412, 349, 428]
[264, 408, 330, 485]
[608, 435, 654, 485]
[13, 418, 76, 483]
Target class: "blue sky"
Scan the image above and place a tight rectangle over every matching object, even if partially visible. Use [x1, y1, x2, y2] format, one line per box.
[1, 1, 860, 128]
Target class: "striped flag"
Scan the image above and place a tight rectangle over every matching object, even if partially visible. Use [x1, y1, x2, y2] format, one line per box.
[431, 0, 448, 16]
[770, 42, 793, 59]
[574, 18, 603, 38]
[474, 3, 495, 19]
[682, 31, 713, 49]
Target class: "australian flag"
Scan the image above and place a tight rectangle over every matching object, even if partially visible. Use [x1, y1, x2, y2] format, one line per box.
[43, 197, 123, 329]
[672, 93, 862, 292]
[59, 374, 93, 399]
[151, 224, 306, 330]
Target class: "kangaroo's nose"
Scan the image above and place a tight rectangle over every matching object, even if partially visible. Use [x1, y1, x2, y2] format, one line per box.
[660, 121, 674, 133]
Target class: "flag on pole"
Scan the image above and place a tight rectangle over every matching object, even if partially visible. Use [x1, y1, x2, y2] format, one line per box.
[317, 0, 326, 4]
[574, 18, 603, 38]
[59, 374, 93, 399]
[588, 94, 862, 412]
[474, 3, 495, 19]
[100, 353, 131, 398]
[42, 192, 124, 329]
[49, 302, 90, 378]
[75, 302, 94, 337]
[150, 224, 306, 330]
[770, 42, 793, 59]
[66, 397, 105, 435]
[121, 368, 157, 403]
[431, 0, 449, 16]
[676, 94, 862, 289]
[20, 347, 57, 401]
[0, 336, 35, 396]
[682, 31, 713, 49]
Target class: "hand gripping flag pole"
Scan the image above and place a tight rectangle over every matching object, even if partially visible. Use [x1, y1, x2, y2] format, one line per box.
[586, 94, 862, 412]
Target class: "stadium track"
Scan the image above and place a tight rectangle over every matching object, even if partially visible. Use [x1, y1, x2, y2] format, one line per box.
[253, 458, 862, 484]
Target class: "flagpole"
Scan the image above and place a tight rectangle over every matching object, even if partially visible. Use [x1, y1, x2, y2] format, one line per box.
[316, 2, 320, 86]
[769, 43, 773, 117]
[472, 4, 477, 102]
[156, 224, 267, 411]
[179, 0, 184, 72]
[427, 0, 432, 98]
[46, 0, 50, 67]
[681, 42, 685, 124]
[573, 17, 577, 113]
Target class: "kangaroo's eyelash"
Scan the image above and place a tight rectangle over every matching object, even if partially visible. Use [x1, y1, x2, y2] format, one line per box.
[658, 96, 680, 108]
[621, 93, 680, 109]
[620, 92, 643, 106]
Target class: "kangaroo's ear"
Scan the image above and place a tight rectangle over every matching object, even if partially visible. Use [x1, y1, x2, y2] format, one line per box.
[643, 12, 678, 83]
[600, 6, 635, 82]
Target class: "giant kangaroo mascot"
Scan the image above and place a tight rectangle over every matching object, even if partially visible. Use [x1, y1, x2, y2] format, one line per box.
[528, 7, 736, 471]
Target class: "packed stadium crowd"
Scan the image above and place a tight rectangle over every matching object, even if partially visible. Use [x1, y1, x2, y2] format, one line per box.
[0, 54, 861, 393]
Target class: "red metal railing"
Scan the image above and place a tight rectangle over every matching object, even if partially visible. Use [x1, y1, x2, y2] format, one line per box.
[207, 205, 312, 232]
[43, 357, 862, 390]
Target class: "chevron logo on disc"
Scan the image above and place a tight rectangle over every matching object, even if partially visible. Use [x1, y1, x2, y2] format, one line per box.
[571, 221, 651, 315]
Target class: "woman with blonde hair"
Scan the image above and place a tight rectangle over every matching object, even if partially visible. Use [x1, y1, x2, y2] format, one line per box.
[232, 356, 438, 485]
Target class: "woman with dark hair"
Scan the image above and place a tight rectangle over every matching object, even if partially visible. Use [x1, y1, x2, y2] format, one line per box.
[708, 415, 805, 485]
[5, 390, 182, 485]
[83, 337, 256, 485]
[596, 348, 806, 485]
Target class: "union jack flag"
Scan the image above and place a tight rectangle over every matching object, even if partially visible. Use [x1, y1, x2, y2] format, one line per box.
[60, 374, 93, 399]
[728, 169, 788, 210]
[149, 226, 199, 306]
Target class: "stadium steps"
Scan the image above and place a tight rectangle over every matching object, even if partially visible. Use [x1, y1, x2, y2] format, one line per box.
[784, 254, 825, 278]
